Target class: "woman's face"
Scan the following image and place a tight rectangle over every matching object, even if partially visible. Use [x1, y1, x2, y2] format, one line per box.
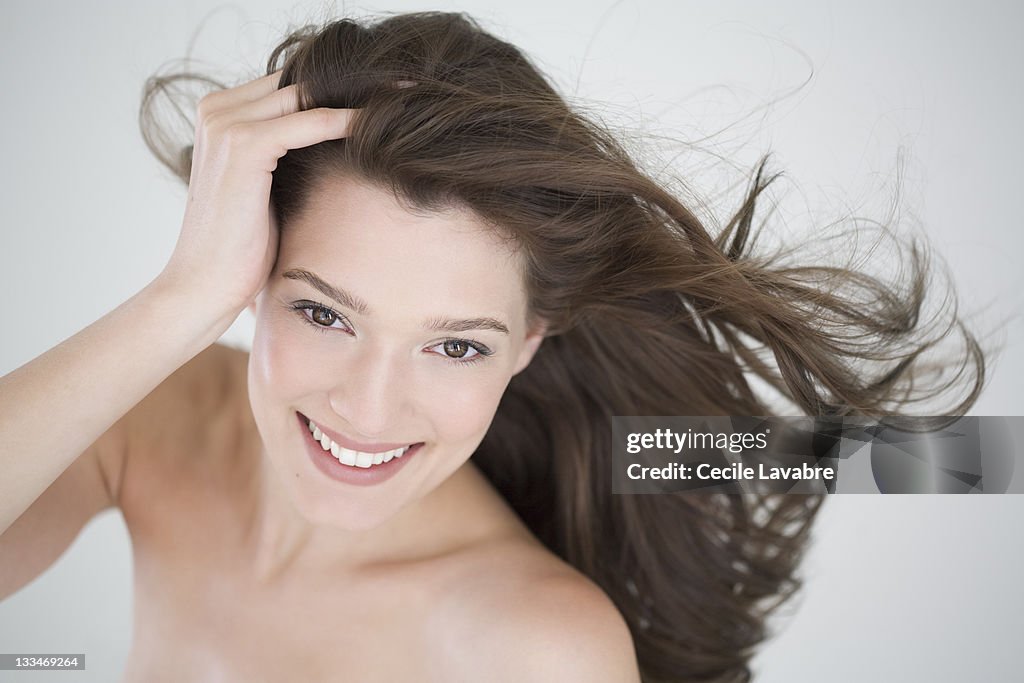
[247, 173, 545, 531]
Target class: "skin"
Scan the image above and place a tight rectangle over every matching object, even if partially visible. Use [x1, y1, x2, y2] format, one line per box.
[4, 69, 638, 680]
[120, 171, 641, 681]
[244, 171, 547, 573]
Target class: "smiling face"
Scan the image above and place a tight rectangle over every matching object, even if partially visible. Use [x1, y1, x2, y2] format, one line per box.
[246, 173, 545, 531]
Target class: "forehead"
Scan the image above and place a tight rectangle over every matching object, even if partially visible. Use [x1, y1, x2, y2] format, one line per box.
[278, 174, 527, 325]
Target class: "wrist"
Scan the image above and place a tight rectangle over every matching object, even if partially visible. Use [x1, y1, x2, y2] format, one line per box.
[144, 271, 246, 350]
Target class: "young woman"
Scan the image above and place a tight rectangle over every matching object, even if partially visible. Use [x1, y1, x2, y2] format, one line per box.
[0, 10, 988, 682]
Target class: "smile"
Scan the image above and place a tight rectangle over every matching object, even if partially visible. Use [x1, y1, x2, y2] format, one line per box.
[306, 417, 415, 468]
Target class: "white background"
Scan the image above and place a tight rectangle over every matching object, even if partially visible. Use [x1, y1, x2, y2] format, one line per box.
[1, 1, 1022, 681]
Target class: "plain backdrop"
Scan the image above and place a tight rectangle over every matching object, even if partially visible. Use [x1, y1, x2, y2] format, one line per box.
[1, 1, 1022, 681]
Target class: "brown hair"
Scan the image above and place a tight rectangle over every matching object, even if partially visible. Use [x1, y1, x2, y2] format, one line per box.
[140, 11, 991, 682]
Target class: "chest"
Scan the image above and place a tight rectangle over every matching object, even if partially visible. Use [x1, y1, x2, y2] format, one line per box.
[116, 450, 455, 682]
[122, 570, 441, 683]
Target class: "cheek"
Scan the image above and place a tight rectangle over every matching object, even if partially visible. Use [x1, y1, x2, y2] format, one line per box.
[421, 376, 505, 440]
[249, 309, 324, 407]
[420, 372, 510, 444]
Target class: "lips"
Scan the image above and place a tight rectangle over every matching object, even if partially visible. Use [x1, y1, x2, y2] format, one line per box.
[297, 412, 418, 453]
[298, 411, 423, 486]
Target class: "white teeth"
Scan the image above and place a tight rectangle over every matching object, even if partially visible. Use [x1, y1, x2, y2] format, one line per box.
[306, 417, 413, 468]
[338, 448, 357, 466]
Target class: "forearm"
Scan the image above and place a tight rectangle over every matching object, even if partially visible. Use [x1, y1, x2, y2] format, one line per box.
[0, 274, 241, 534]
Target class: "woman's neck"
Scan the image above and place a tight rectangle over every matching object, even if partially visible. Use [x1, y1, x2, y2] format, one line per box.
[240, 444, 521, 584]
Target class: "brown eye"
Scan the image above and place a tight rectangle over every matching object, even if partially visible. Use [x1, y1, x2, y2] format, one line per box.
[311, 307, 337, 326]
[443, 340, 469, 358]
[429, 338, 490, 365]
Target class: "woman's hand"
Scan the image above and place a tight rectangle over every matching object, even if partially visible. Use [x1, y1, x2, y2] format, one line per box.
[159, 69, 358, 315]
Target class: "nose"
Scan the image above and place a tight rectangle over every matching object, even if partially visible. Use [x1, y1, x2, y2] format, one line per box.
[326, 345, 409, 439]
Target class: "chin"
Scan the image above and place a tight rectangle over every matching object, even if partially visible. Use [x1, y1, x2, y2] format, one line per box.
[300, 495, 404, 532]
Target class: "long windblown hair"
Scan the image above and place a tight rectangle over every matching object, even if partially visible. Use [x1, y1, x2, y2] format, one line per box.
[140, 11, 990, 682]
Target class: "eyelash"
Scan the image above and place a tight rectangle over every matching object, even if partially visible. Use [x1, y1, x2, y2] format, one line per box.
[288, 300, 494, 367]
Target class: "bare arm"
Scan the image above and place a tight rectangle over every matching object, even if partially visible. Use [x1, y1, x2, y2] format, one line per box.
[0, 68, 356, 594]
[0, 273, 238, 536]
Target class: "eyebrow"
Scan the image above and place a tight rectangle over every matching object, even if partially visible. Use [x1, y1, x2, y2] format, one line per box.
[282, 268, 511, 335]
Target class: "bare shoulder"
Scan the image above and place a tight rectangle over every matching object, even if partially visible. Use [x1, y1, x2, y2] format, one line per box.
[121, 341, 243, 450]
[115, 341, 248, 505]
[431, 541, 641, 682]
